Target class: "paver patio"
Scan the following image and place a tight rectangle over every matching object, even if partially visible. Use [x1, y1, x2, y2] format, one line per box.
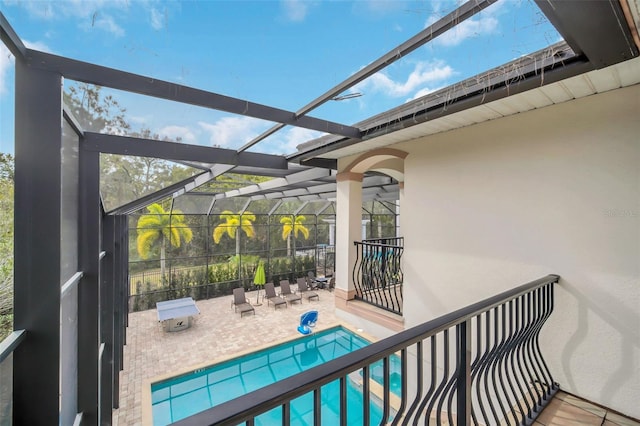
[113, 287, 338, 425]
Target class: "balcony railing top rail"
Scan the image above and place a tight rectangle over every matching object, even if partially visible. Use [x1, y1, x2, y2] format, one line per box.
[0, 329, 26, 364]
[362, 236, 404, 247]
[174, 274, 560, 426]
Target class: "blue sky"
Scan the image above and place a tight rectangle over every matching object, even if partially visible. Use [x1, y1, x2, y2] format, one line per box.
[0, 0, 561, 156]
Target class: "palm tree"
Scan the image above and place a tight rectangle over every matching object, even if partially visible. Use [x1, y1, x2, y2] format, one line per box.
[136, 203, 193, 279]
[213, 210, 256, 255]
[280, 215, 310, 256]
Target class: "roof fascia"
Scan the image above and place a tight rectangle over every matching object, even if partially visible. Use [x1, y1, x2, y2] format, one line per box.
[289, 45, 593, 162]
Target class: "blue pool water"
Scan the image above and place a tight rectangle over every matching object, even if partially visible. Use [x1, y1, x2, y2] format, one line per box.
[151, 326, 400, 425]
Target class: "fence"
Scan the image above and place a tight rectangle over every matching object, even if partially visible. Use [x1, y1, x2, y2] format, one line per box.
[127, 247, 333, 312]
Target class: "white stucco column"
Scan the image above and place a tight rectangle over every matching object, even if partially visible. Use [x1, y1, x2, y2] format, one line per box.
[398, 181, 404, 238]
[335, 171, 363, 302]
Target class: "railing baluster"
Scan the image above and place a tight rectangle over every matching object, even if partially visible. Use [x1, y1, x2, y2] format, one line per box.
[412, 336, 437, 425]
[340, 375, 348, 426]
[525, 292, 545, 402]
[496, 302, 517, 421]
[535, 285, 557, 395]
[470, 315, 482, 426]
[363, 365, 370, 425]
[382, 356, 390, 425]
[508, 297, 529, 421]
[403, 340, 424, 424]
[474, 311, 492, 426]
[456, 320, 471, 425]
[425, 330, 450, 425]
[490, 305, 510, 422]
[390, 348, 407, 426]
[313, 387, 321, 425]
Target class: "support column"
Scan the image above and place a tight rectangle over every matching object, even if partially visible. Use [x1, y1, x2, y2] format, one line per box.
[14, 59, 63, 424]
[335, 172, 363, 304]
[397, 182, 404, 238]
[78, 143, 101, 425]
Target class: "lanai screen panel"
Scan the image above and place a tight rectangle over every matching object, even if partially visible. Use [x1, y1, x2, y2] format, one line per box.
[60, 119, 79, 426]
[362, 200, 398, 240]
[64, 82, 278, 151]
[172, 194, 215, 215]
[99, 154, 202, 212]
[308, 0, 565, 128]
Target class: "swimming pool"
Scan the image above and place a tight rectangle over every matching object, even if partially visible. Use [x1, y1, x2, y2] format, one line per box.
[150, 326, 400, 425]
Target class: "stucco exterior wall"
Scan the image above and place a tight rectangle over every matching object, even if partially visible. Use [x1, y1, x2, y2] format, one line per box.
[394, 84, 640, 418]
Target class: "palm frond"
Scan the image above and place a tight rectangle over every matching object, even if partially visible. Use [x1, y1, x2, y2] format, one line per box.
[241, 211, 256, 222]
[179, 225, 193, 243]
[280, 216, 292, 225]
[226, 219, 239, 238]
[241, 221, 255, 238]
[136, 230, 159, 259]
[296, 225, 310, 240]
[213, 225, 227, 244]
[167, 226, 181, 248]
[282, 224, 292, 240]
[137, 214, 161, 230]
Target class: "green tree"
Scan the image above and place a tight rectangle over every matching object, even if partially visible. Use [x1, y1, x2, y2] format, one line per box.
[280, 215, 310, 256]
[136, 203, 193, 278]
[64, 83, 131, 134]
[213, 211, 256, 255]
[0, 154, 14, 339]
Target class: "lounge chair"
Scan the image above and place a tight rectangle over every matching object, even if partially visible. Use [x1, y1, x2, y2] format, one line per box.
[231, 288, 255, 317]
[326, 277, 335, 292]
[264, 282, 287, 309]
[297, 277, 319, 302]
[279, 280, 302, 305]
[297, 310, 318, 335]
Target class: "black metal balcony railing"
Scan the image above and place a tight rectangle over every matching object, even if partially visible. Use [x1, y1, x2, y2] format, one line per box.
[174, 274, 560, 426]
[353, 237, 404, 315]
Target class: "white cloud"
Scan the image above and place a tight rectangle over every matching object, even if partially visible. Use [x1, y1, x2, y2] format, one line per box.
[407, 85, 446, 102]
[356, 60, 454, 98]
[150, 8, 164, 30]
[24, 40, 52, 53]
[128, 115, 149, 126]
[14, 0, 129, 20]
[12, 1, 129, 36]
[90, 14, 125, 37]
[282, 0, 308, 22]
[198, 117, 270, 149]
[430, 16, 499, 47]
[0, 45, 13, 96]
[158, 125, 197, 144]
[270, 126, 323, 155]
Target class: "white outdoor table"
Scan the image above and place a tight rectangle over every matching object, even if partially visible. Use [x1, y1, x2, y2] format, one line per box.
[156, 297, 200, 332]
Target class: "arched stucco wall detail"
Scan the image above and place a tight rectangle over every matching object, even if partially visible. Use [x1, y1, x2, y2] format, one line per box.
[342, 147, 408, 181]
[335, 148, 407, 326]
